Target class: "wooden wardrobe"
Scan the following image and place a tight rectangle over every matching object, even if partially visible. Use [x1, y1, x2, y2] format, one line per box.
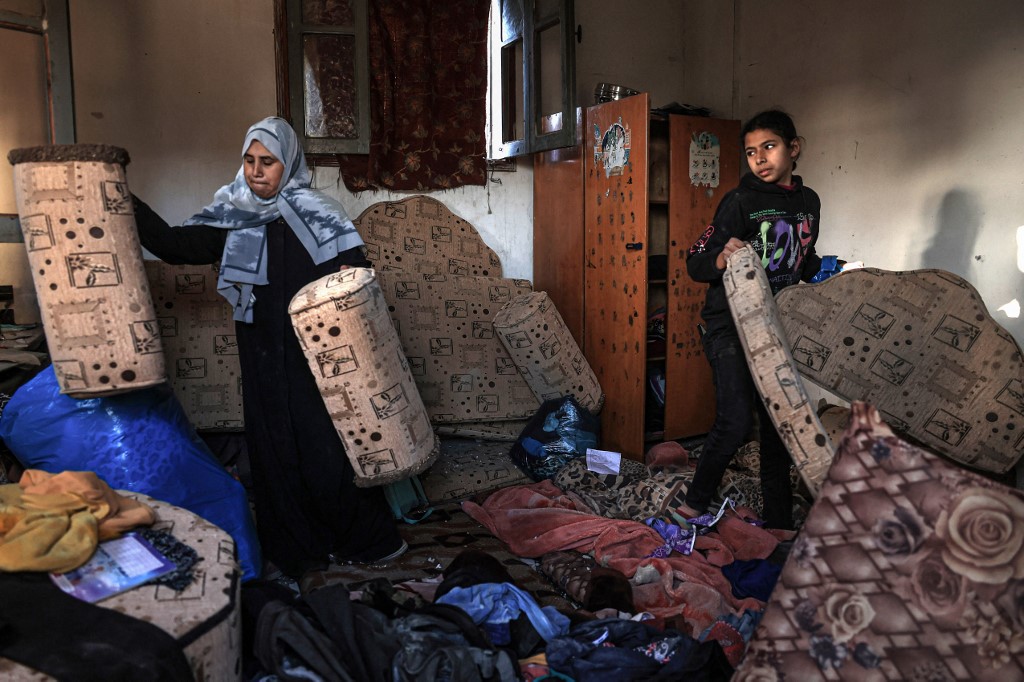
[533, 93, 740, 459]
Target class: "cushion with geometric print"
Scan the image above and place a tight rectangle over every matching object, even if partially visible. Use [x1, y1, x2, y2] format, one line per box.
[734, 401, 1024, 681]
[419, 437, 531, 504]
[724, 243, 834, 496]
[777, 267, 1024, 474]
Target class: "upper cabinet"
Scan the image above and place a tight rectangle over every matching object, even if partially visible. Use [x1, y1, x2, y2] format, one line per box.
[488, 0, 576, 159]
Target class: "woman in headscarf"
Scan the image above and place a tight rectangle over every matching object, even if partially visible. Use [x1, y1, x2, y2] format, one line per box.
[134, 117, 405, 579]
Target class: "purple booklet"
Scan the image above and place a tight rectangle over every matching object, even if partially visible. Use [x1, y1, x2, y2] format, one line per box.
[50, 532, 177, 603]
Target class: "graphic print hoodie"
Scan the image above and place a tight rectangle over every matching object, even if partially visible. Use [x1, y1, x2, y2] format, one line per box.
[686, 173, 822, 338]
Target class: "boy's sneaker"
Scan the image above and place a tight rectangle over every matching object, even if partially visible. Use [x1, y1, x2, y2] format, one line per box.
[370, 538, 409, 563]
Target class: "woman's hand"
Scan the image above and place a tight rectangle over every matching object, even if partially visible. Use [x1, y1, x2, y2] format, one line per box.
[715, 238, 746, 270]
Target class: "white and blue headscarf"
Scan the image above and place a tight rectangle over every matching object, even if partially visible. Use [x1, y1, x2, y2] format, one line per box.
[185, 117, 364, 322]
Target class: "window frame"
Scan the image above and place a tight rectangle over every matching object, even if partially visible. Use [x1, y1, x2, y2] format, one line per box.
[0, 0, 75, 243]
[274, 0, 371, 160]
[489, 0, 576, 160]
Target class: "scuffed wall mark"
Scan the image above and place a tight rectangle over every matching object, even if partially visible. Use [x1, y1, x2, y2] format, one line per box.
[854, 141, 859, 160]
[871, 73, 909, 95]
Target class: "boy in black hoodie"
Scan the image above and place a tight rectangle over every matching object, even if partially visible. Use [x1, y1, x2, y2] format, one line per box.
[683, 110, 822, 530]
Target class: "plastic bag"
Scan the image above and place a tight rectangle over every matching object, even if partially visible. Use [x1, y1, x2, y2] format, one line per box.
[0, 366, 261, 580]
[810, 255, 843, 283]
[510, 396, 600, 481]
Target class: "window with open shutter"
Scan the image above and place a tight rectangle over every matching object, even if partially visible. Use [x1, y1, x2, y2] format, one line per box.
[488, 0, 576, 159]
[276, 0, 371, 157]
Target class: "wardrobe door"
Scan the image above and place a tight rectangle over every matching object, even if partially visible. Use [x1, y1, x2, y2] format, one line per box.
[584, 93, 650, 459]
[533, 111, 585, 345]
[664, 115, 741, 439]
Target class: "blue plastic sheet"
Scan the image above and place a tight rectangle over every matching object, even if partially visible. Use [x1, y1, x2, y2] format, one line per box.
[0, 366, 261, 580]
[810, 255, 842, 283]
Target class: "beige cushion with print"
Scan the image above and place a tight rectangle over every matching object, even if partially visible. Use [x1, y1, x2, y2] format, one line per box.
[8, 144, 165, 398]
[724, 243, 834, 496]
[777, 267, 1024, 474]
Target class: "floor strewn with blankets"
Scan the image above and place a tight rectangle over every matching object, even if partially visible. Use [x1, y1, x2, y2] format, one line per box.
[245, 434, 806, 681]
[3, 187, 1024, 680]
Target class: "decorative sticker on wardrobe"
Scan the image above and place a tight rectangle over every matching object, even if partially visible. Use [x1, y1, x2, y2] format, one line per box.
[689, 131, 721, 188]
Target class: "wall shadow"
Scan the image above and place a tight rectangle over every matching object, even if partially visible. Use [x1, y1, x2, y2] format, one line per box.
[920, 188, 981, 280]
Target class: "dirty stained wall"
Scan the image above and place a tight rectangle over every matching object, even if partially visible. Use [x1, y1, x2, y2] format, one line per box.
[68, 0, 533, 287]
[3, 0, 1023, 352]
[681, 0, 1024, 346]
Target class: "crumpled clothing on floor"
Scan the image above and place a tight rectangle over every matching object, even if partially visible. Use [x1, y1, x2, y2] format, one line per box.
[0, 470, 155, 573]
[462, 479, 782, 639]
[435, 582, 570, 644]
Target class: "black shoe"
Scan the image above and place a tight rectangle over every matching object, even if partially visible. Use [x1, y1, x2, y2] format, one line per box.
[331, 538, 409, 565]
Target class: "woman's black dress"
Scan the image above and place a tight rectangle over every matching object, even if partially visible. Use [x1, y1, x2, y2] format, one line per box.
[134, 198, 401, 577]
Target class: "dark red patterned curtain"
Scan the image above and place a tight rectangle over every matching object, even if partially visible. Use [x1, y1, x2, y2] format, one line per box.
[339, 0, 490, 192]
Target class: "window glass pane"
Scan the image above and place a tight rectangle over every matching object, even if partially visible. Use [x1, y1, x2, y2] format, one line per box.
[0, 0, 43, 18]
[303, 33, 358, 139]
[500, 0, 523, 42]
[537, 23, 561, 122]
[301, 0, 353, 26]
[0, 28, 48, 214]
[500, 40, 523, 144]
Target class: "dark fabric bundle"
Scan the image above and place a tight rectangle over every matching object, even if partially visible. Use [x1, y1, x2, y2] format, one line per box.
[0, 572, 192, 681]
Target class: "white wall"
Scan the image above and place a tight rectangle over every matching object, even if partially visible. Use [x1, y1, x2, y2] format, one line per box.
[70, 0, 278, 223]
[309, 167, 535, 279]
[681, 0, 1024, 346]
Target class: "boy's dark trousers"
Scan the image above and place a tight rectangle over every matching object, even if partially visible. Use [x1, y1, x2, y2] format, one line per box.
[683, 328, 794, 530]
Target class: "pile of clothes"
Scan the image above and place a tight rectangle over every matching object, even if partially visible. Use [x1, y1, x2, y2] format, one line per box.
[244, 439, 795, 680]
[244, 547, 736, 681]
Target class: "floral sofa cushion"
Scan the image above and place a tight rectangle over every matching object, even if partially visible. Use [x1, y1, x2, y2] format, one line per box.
[735, 401, 1024, 681]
